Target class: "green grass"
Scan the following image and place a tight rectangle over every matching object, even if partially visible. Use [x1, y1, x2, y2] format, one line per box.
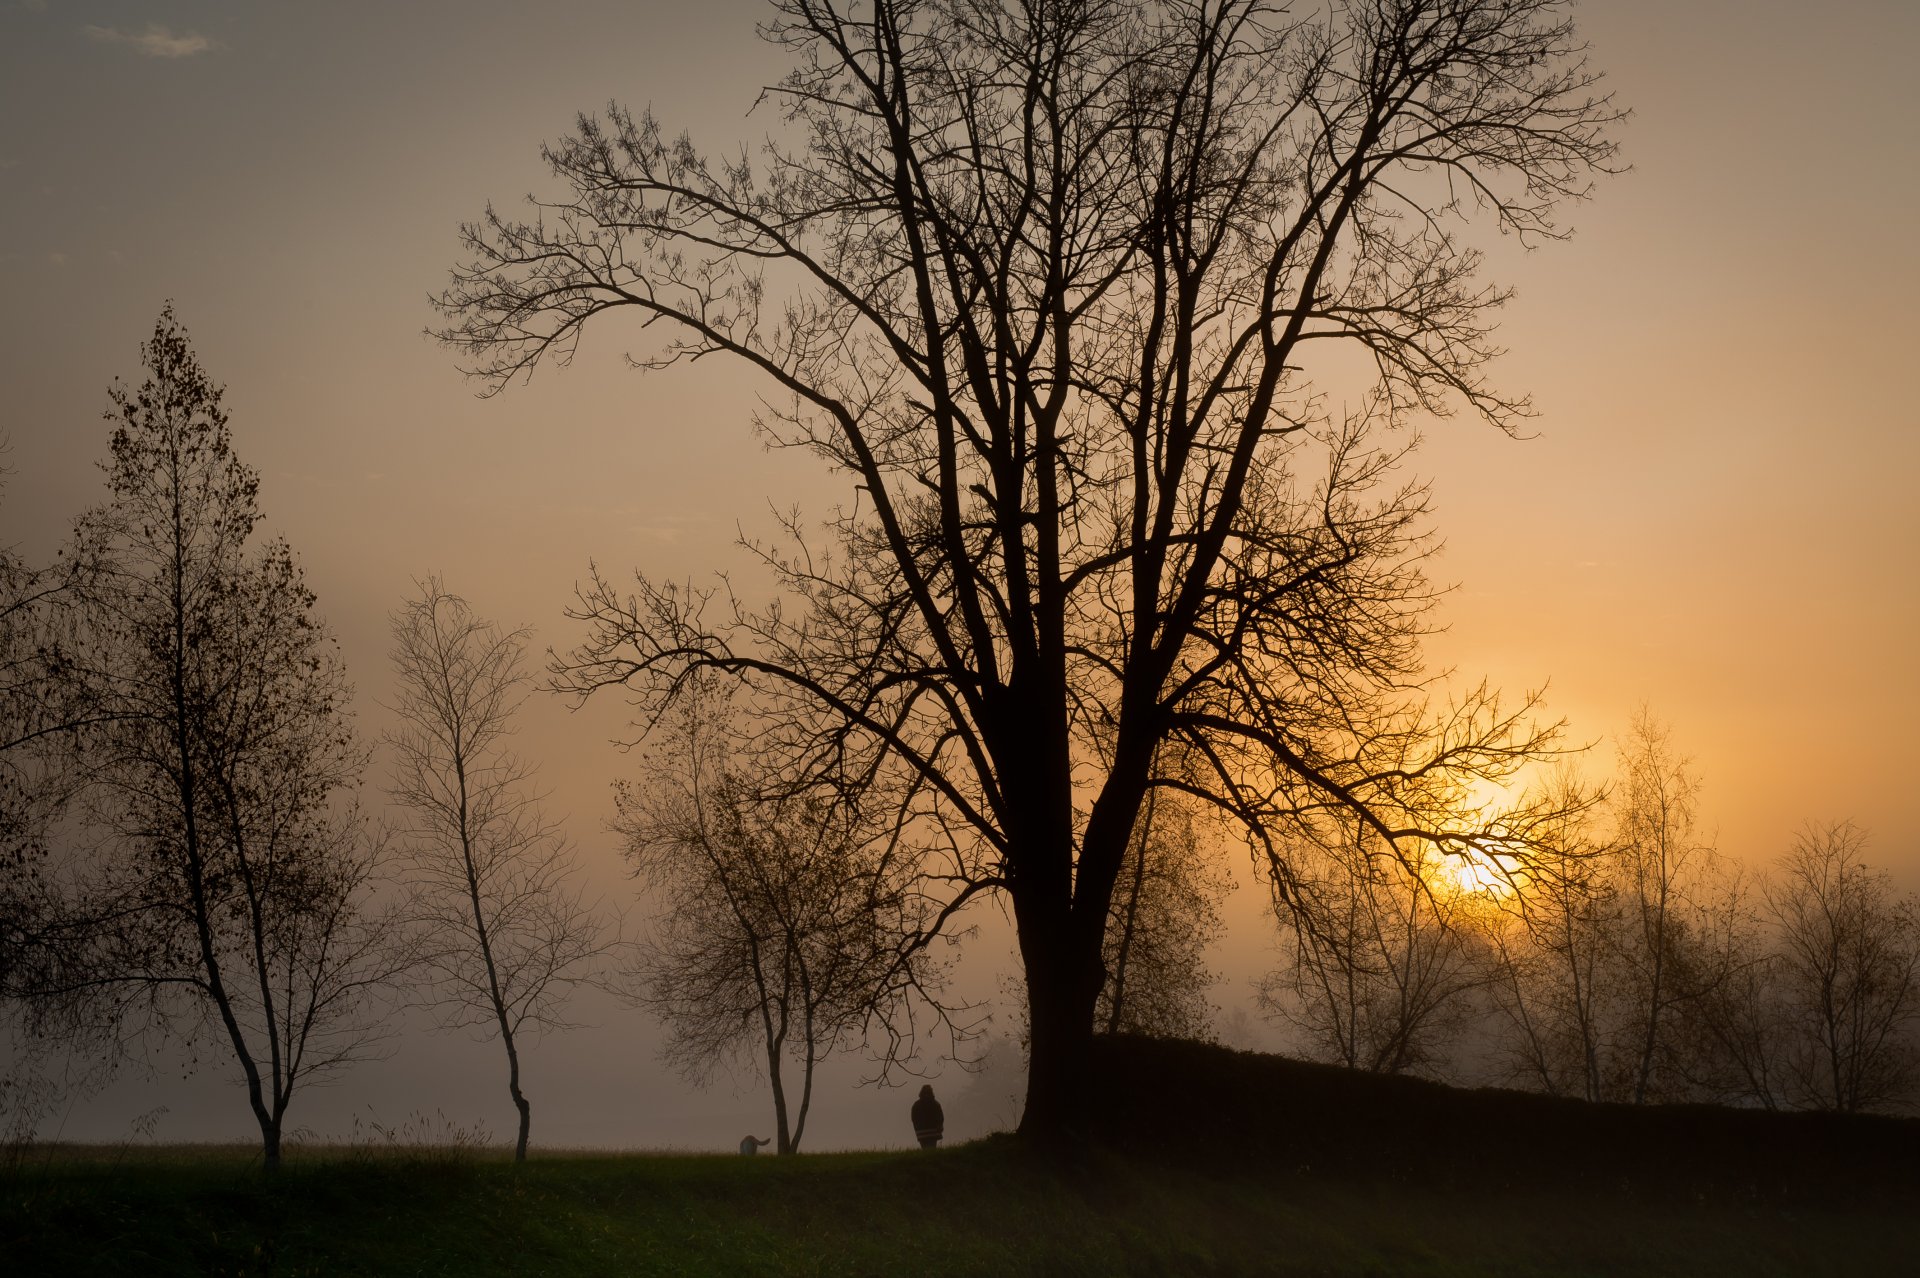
[4, 1136, 1914, 1277]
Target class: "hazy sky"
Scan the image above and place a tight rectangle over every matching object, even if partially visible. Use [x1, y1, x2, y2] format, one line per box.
[3, 0, 1917, 1149]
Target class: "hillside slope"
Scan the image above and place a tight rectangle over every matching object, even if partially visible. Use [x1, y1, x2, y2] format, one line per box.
[1087, 1033, 1920, 1204]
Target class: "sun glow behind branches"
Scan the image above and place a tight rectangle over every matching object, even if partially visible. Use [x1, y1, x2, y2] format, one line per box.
[1431, 776, 1528, 900]
[1439, 846, 1520, 898]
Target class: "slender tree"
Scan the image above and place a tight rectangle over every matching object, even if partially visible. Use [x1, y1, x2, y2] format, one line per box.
[1613, 710, 1711, 1103]
[439, 0, 1619, 1136]
[615, 686, 944, 1153]
[1097, 786, 1232, 1041]
[1481, 769, 1625, 1099]
[1766, 822, 1919, 1113]
[31, 309, 398, 1171]
[0, 446, 100, 1151]
[386, 578, 609, 1162]
[1, 436, 96, 927]
[1663, 862, 1786, 1108]
[2, 460, 62, 975]
[1262, 822, 1487, 1075]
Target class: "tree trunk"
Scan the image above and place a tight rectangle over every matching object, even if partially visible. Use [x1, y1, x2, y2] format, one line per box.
[259, 1112, 283, 1172]
[789, 1002, 817, 1154]
[503, 1028, 531, 1162]
[1015, 901, 1103, 1143]
[768, 1048, 792, 1154]
[761, 996, 793, 1154]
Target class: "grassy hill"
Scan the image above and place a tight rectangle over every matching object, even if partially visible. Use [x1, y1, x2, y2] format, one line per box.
[1087, 1034, 1920, 1205]
[6, 1036, 1915, 1276]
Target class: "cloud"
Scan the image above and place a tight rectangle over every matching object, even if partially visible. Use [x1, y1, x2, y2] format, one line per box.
[82, 22, 214, 58]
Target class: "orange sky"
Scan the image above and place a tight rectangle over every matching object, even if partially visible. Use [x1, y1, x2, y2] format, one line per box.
[3, 0, 1916, 1146]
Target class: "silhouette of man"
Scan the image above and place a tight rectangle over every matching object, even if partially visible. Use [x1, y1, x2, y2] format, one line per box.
[739, 1135, 770, 1155]
[911, 1084, 944, 1149]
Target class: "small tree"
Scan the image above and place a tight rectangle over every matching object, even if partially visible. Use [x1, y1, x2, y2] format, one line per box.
[1482, 772, 1627, 1100]
[1097, 787, 1232, 1041]
[615, 689, 945, 1153]
[1612, 710, 1713, 1103]
[1262, 825, 1486, 1076]
[33, 309, 398, 1170]
[1, 436, 92, 935]
[386, 578, 609, 1162]
[1663, 863, 1787, 1108]
[1767, 822, 1920, 1113]
[0, 446, 101, 1154]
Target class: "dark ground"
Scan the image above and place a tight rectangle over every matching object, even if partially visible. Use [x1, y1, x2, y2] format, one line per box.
[6, 1036, 1915, 1276]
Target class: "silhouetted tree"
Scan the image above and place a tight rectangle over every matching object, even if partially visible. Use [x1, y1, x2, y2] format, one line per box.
[439, 0, 1619, 1136]
[1, 437, 98, 987]
[1765, 822, 1919, 1113]
[615, 685, 945, 1153]
[1481, 722, 1733, 1104]
[23, 310, 399, 1170]
[1661, 861, 1785, 1108]
[1483, 770, 1625, 1099]
[1261, 821, 1488, 1075]
[2, 491, 56, 969]
[1612, 710, 1714, 1103]
[1097, 786, 1231, 1040]
[0, 447, 99, 1151]
[385, 578, 611, 1162]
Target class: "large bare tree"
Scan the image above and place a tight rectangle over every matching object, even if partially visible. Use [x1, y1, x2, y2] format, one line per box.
[438, 0, 1619, 1136]
[386, 579, 610, 1162]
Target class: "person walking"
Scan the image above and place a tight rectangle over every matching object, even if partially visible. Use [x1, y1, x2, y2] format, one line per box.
[910, 1085, 944, 1149]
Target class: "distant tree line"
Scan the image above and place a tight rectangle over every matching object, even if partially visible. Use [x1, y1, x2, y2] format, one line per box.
[1259, 713, 1920, 1115]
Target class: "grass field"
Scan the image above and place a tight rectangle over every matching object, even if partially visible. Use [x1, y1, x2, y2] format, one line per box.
[7, 1038, 1916, 1276]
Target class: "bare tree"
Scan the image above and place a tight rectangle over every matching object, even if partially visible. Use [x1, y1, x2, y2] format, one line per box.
[1663, 862, 1787, 1108]
[1481, 770, 1628, 1100]
[438, 0, 1619, 1137]
[23, 309, 400, 1171]
[1, 436, 96, 960]
[0, 446, 108, 1154]
[1098, 787, 1232, 1041]
[1482, 721, 1744, 1106]
[385, 578, 610, 1162]
[1261, 823, 1487, 1075]
[615, 687, 945, 1153]
[1612, 710, 1713, 1103]
[1766, 822, 1919, 1114]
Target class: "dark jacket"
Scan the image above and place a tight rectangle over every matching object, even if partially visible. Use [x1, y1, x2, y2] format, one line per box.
[911, 1092, 945, 1143]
